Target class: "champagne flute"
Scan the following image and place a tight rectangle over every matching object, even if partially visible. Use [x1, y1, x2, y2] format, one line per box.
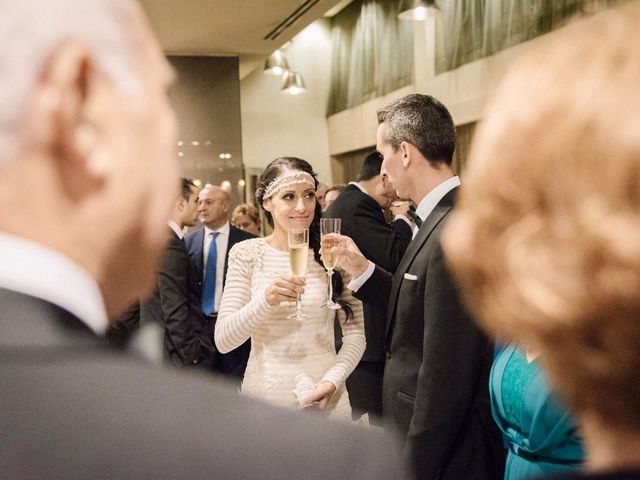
[288, 228, 309, 321]
[320, 218, 341, 310]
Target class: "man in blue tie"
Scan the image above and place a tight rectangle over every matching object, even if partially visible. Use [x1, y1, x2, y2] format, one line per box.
[185, 185, 255, 381]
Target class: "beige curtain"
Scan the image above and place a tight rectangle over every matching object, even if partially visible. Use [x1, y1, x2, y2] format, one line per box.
[452, 122, 476, 176]
[436, 0, 629, 74]
[328, 0, 414, 115]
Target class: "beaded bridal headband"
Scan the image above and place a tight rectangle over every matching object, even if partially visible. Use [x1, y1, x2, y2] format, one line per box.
[263, 171, 316, 200]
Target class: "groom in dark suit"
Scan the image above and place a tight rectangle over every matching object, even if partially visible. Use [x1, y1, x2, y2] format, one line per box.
[334, 94, 505, 479]
[0, 2, 408, 478]
[325, 151, 412, 423]
[185, 185, 254, 379]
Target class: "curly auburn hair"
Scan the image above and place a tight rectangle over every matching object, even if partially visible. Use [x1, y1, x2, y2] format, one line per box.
[443, 3, 640, 431]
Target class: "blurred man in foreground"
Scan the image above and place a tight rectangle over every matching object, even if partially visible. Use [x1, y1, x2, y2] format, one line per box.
[0, 1, 407, 478]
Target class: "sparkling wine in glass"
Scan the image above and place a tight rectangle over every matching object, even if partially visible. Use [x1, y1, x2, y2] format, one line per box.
[320, 218, 341, 310]
[288, 228, 309, 321]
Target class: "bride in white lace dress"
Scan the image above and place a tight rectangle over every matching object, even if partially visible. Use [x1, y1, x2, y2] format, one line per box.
[215, 157, 365, 419]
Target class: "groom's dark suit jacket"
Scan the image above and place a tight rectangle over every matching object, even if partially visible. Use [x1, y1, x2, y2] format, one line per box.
[0, 287, 409, 480]
[184, 224, 254, 376]
[356, 188, 505, 480]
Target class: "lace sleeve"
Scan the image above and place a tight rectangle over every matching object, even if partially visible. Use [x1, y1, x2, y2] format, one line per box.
[321, 274, 366, 388]
[215, 240, 275, 353]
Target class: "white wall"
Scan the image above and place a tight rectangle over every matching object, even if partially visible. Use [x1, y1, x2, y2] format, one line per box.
[240, 19, 333, 183]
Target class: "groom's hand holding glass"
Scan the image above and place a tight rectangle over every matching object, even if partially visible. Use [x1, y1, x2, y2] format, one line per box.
[323, 234, 370, 279]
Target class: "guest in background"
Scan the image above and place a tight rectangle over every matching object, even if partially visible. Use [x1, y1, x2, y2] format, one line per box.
[322, 184, 346, 211]
[491, 344, 583, 479]
[316, 181, 329, 210]
[185, 185, 255, 380]
[232, 203, 261, 236]
[138, 178, 215, 368]
[443, 3, 640, 479]
[325, 151, 412, 424]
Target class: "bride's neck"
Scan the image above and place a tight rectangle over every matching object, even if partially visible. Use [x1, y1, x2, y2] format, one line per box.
[265, 229, 288, 251]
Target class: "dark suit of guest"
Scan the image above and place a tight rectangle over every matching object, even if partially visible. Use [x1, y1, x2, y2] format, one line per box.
[139, 228, 211, 367]
[325, 183, 411, 421]
[356, 188, 505, 480]
[0, 288, 408, 480]
[185, 224, 254, 378]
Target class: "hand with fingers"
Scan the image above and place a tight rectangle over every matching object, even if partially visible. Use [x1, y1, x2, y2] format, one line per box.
[389, 200, 411, 218]
[329, 234, 370, 279]
[264, 274, 306, 307]
[299, 380, 337, 411]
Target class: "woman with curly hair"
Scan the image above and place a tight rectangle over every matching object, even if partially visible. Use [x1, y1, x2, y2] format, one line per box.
[443, 3, 640, 479]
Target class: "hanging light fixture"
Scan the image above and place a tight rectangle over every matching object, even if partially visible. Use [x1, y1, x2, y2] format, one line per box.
[398, 0, 440, 20]
[281, 71, 306, 95]
[263, 50, 290, 76]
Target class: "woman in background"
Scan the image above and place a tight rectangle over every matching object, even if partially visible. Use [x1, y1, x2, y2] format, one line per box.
[491, 344, 583, 479]
[232, 203, 261, 236]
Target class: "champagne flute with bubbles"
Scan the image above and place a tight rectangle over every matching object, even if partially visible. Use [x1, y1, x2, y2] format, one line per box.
[288, 228, 309, 321]
[320, 218, 341, 310]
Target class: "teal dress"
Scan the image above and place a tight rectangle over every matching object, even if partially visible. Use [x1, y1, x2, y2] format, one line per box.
[491, 345, 584, 479]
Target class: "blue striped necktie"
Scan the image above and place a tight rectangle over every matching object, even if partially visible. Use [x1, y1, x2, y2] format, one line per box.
[201, 231, 220, 316]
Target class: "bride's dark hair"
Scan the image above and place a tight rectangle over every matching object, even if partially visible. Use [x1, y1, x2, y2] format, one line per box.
[256, 157, 353, 320]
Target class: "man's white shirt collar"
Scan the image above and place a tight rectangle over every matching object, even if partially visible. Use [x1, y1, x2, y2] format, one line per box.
[414, 176, 461, 225]
[168, 220, 184, 239]
[204, 221, 230, 237]
[0, 233, 109, 334]
[349, 181, 368, 195]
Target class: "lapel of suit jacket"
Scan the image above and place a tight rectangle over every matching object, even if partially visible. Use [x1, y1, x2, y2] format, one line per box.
[195, 229, 205, 279]
[385, 189, 457, 339]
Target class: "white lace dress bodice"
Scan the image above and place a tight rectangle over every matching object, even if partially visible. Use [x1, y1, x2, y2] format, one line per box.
[215, 238, 365, 419]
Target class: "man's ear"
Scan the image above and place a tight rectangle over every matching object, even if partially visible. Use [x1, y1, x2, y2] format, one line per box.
[30, 41, 104, 200]
[176, 197, 186, 212]
[399, 142, 412, 169]
[380, 173, 389, 189]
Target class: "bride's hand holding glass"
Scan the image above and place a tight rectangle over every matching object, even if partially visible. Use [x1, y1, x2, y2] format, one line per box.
[264, 274, 306, 307]
[288, 228, 309, 321]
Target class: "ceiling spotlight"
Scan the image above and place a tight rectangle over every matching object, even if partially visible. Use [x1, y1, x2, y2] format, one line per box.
[281, 71, 306, 95]
[264, 50, 290, 76]
[398, 0, 440, 20]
